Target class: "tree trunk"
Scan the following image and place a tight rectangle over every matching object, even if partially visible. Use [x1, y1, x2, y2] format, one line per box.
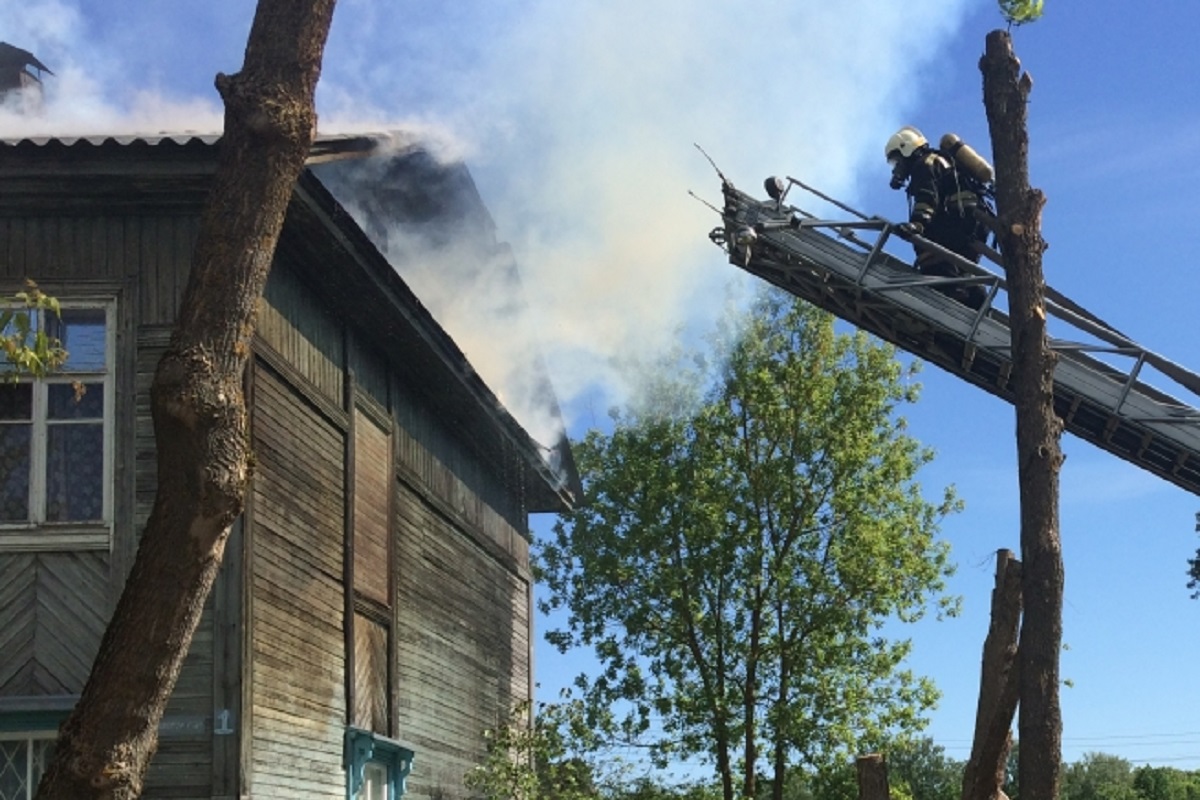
[35, 1, 336, 797]
[961, 549, 1022, 800]
[857, 753, 891, 800]
[716, 734, 735, 800]
[742, 598, 762, 800]
[772, 651, 792, 800]
[979, 29, 1064, 800]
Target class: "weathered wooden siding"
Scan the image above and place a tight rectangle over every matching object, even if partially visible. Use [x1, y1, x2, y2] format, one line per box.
[247, 363, 347, 799]
[0, 552, 110, 695]
[393, 476, 532, 800]
[394, 421, 530, 575]
[259, 264, 344, 407]
[0, 213, 198, 325]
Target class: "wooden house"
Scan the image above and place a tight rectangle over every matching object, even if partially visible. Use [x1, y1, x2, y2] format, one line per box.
[0, 132, 578, 799]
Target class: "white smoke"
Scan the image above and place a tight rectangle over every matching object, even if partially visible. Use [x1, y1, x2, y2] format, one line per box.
[0, 0, 981, 443]
[318, 0, 981, 437]
[0, 0, 224, 135]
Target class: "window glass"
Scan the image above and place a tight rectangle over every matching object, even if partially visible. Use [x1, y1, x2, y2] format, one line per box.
[0, 302, 112, 530]
[0, 426, 31, 522]
[0, 385, 32, 420]
[360, 762, 389, 800]
[0, 735, 54, 800]
[45, 424, 104, 522]
[29, 739, 54, 795]
[0, 738, 27, 800]
[47, 309, 106, 372]
[47, 383, 103, 420]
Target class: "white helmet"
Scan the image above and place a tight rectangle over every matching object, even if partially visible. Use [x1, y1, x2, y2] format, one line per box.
[885, 126, 928, 163]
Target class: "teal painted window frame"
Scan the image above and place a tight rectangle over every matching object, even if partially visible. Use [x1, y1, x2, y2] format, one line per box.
[0, 710, 65, 733]
[344, 727, 414, 800]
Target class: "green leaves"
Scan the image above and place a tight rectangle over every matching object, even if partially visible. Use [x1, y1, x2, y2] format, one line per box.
[998, 0, 1045, 26]
[464, 698, 606, 800]
[1, 281, 67, 380]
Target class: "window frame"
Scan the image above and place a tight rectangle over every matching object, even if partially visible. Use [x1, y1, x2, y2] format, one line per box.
[0, 298, 116, 550]
[0, 708, 66, 800]
[344, 727, 414, 800]
[0, 730, 56, 800]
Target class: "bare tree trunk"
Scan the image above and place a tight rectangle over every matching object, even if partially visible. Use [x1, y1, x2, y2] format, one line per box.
[36, 1, 336, 797]
[962, 549, 1022, 800]
[857, 754, 891, 800]
[979, 29, 1064, 800]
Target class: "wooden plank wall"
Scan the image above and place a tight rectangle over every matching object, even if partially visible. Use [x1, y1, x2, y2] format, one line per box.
[393, 475, 532, 800]
[247, 364, 347, 799]
[259, 264, 344, 406]
[255, 262, 537, 799]
[0, 213, 198, 324]
[394, 423, 530, 576]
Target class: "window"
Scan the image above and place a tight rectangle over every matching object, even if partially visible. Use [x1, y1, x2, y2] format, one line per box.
[0, 303, 114, 538]
[0, 732, 55, 800]
[344, 728, 414, 800]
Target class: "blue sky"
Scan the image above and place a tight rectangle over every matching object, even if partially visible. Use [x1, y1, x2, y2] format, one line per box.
[4, 0, 1200, 772]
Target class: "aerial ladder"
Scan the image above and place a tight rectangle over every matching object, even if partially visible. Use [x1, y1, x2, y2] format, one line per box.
[708, 173, 1200, 497]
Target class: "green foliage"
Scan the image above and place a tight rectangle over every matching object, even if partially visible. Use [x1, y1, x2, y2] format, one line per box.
[463, 699, 602, 800]
[998, 0, 1045, 26]
[613, 777, 724, 800]
[1, 281, 66, 379]
[1132, 765, 1200, 800]
[1005, 741, 1020, 800]
[1187, 516, 1200, 599]
[885, 737, 963, 800]
[1062, 753, 1139, 800]
[538, 291, 960, 797]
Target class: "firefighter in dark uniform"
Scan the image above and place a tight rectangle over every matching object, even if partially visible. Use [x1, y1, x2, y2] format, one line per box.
[885, 126, 991, 310]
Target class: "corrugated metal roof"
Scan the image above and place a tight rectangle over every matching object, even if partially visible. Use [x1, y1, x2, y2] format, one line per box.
[0, 131, 412, 164]
[0, 132, 222, 147]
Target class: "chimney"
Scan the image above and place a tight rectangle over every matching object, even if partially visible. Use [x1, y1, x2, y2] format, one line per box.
[0, 42, 53, 113]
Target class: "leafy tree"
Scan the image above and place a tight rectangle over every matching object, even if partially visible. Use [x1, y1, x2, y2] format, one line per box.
[1132, 765, 1200, 800]
[615, 777, 724, 800]
[538, 291, 960, 800]
[755, 767, 815, 800]
[886, 737, 963, 800]
[1, 282, 67, 378]
[1060, 753, 1138, 800]
[36, 1, 337, 797]
[464, 699, 601, 800]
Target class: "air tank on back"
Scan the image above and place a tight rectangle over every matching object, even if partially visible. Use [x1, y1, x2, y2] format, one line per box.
[940, 133, 994, 184]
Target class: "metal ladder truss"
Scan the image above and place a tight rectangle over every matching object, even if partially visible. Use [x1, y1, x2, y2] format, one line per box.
[709, 175, 1200, 497]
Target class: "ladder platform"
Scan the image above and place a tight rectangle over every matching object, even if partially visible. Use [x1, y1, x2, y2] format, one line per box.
[712, 177, 1200, 496]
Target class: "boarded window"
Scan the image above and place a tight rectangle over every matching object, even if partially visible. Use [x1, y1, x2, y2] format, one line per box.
[353, 409, 390, 605]
[353, 613, 389, 735]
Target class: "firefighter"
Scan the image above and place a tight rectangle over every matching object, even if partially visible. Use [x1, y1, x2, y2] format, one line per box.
[885, 126, 992, 310]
